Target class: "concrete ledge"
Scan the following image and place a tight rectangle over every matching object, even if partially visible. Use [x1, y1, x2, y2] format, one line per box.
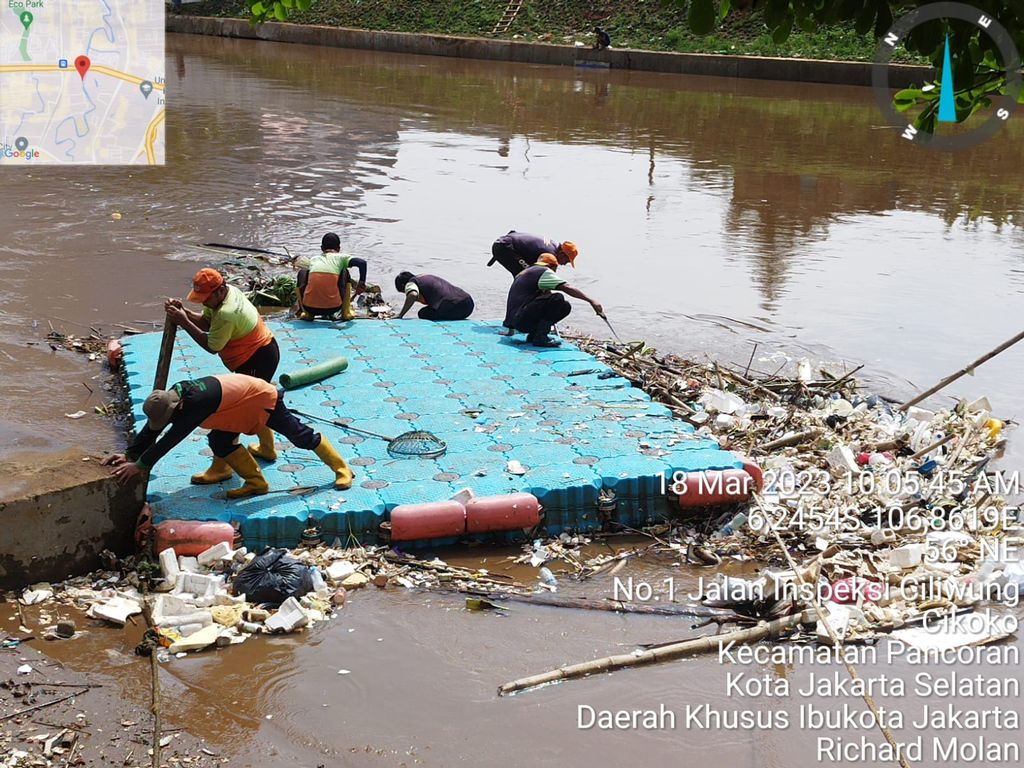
[167, 16, 929, 88]
[0, 452, 144, 590]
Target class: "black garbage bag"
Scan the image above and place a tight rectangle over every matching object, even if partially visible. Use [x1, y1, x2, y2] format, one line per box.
[233, 548, 314, 606]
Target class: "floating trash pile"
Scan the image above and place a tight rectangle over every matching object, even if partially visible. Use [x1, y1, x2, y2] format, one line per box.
[563, 334, 1018, 647]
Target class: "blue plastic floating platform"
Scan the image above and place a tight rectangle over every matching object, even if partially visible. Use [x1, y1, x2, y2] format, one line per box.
[122, 320, 742, 549]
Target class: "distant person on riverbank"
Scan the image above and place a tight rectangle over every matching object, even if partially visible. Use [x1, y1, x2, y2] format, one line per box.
[594, 27, 611, 50]
[394, 272, 475, 321]
[165, 268, 280, 478]
[102, 374, 354, 497]
[503, 254, 604, 347]
[488, 231, 578, 278]
[296, 232, 367, 321]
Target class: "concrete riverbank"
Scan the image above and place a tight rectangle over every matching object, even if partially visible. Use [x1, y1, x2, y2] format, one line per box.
[0, 451, 144, 590]
[167, 15, 929, 88]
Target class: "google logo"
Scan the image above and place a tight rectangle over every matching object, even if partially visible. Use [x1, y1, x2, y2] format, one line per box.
[2, 145, 40, 159]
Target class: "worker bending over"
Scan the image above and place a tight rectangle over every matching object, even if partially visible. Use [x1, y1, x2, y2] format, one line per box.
[395, 272, 474, 321]
[503, 254, 604, 347]
[165, 268, 280, 480]
[489, 231, 578, 277]
[102, 374, 353, 497]
[296, 232, 367, 321]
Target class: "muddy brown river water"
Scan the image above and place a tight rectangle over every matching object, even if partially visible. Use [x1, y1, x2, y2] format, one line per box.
[3, 32, 1024, 767]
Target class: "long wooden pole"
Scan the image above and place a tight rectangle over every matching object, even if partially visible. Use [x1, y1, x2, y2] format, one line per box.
[899, 329, 1024, 411]
[153, 317, 176, 391]
[497, 609, 813, 695]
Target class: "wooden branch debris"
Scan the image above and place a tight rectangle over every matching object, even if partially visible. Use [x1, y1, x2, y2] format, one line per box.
[497, 609, 814, 695]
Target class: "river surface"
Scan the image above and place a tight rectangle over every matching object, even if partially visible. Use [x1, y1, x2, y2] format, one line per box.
[3, 32, 1024, 767]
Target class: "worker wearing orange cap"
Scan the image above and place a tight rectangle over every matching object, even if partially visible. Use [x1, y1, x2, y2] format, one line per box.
[164, 268, 280, 484]
[489, 231, 578, 277]
[502, 254, 604, 347]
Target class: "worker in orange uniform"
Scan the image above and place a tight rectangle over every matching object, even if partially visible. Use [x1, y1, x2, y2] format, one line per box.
[296, 232, 367, 321]
[102, 374, 354, 497]
[165, 268, 281, 484]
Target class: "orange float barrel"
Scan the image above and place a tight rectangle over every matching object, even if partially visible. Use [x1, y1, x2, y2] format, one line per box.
[465, 493, 541, 534]
[389, 501, 466, 542]
[153, 520, 236, 556]
[674, 469, 756, 508]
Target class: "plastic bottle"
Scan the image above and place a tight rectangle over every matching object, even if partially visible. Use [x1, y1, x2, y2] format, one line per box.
[538, 567, 558, 586]
[719, 511, 748, 537]
[309, 567, 328, 597]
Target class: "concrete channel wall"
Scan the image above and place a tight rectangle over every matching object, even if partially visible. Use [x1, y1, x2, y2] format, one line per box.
[0, 453, 144, 590]
[167, 16, 930, 89]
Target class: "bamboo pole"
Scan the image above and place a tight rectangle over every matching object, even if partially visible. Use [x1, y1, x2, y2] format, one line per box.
[153, 317, 177, 391]
[758, 428, 824, 452]
[899, 329, 1024, 411]
[497, 609, 813, 695]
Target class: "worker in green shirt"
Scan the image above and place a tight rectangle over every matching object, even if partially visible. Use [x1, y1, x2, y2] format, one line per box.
[296, 233, 367, 321]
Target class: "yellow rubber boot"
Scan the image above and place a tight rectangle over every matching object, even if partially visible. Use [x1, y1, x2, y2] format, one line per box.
[190, 456, 233, 485]
[314, 437, 354, 489]
[222, 446, 269, 499]
[248, 427, 278, 462]
[340, 283, 355, 321]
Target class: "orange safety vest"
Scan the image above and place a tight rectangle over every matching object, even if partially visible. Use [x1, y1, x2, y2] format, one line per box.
[221, 319, 274, 372]
[303, 272, 343, 310]
[200, 374, 278, 434]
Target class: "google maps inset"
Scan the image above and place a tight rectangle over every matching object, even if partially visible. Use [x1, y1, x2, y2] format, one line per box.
[0, 0, 164, 165]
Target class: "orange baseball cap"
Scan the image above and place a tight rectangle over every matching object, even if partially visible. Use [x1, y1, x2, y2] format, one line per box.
[537, 253, 559, 269]
[559, 241, 578, 267]
[187, 268, 225, 303]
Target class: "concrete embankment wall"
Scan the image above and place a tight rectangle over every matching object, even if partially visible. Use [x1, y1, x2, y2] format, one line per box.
[0, 452, 144, 590]
[167, 16, 929, 88]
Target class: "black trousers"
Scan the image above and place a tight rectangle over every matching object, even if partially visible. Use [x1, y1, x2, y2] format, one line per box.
[489, 242, 530, 277]
[297, 269, 347, 316]
[419, 297, 474, 321]
[234, 338, 280, 382]
[208, 389, 322, 457]
[513, 293, 571, 340]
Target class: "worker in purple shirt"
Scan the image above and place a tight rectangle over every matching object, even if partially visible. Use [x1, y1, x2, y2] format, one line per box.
[488, 231, 578, 277]
[395, 272, 474, 321]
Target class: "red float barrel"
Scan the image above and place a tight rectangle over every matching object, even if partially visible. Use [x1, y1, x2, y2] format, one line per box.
[733, 454, 764, 491]
[153, 520, 235, 557]
[389, 501, 466, 542]
[465, 493, 541, 534]
[106, 339, 122, 368]
[674, 469, 756, 508]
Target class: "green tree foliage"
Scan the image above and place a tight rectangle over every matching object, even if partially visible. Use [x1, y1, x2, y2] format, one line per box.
[246, 1, 1023, 133]
[683, 0, 1024, 132]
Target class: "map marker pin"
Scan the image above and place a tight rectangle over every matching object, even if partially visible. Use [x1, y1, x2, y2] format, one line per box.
[14, 137, 28, 151]
[74, 55, 91, 81]
[139, 80, 153, 99]
[19, 11, 33, 30]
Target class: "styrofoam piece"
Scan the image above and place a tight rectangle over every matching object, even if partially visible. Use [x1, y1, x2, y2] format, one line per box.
[326, 561, 357, 582]
[177, 556, 199, 573]
[197, 542, 232, 567]
[89, 597, 142, 626]
[173, 573, 221, 598]
[882, 543, 925, 569]
[905, 406, 935, 424]
[158, 548, 180, 579]
[826, 445, 857, 474]
[451, 487, 476, 506]
[967, 397, 992, 414]
[152, 594, 194, 617]
[265, 597, 309, 633]
[168, 623, 222, 653]
[815, 603, 851, 644]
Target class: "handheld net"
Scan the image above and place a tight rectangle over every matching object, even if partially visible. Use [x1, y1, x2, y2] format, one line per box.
[386, 430, 447, 459]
